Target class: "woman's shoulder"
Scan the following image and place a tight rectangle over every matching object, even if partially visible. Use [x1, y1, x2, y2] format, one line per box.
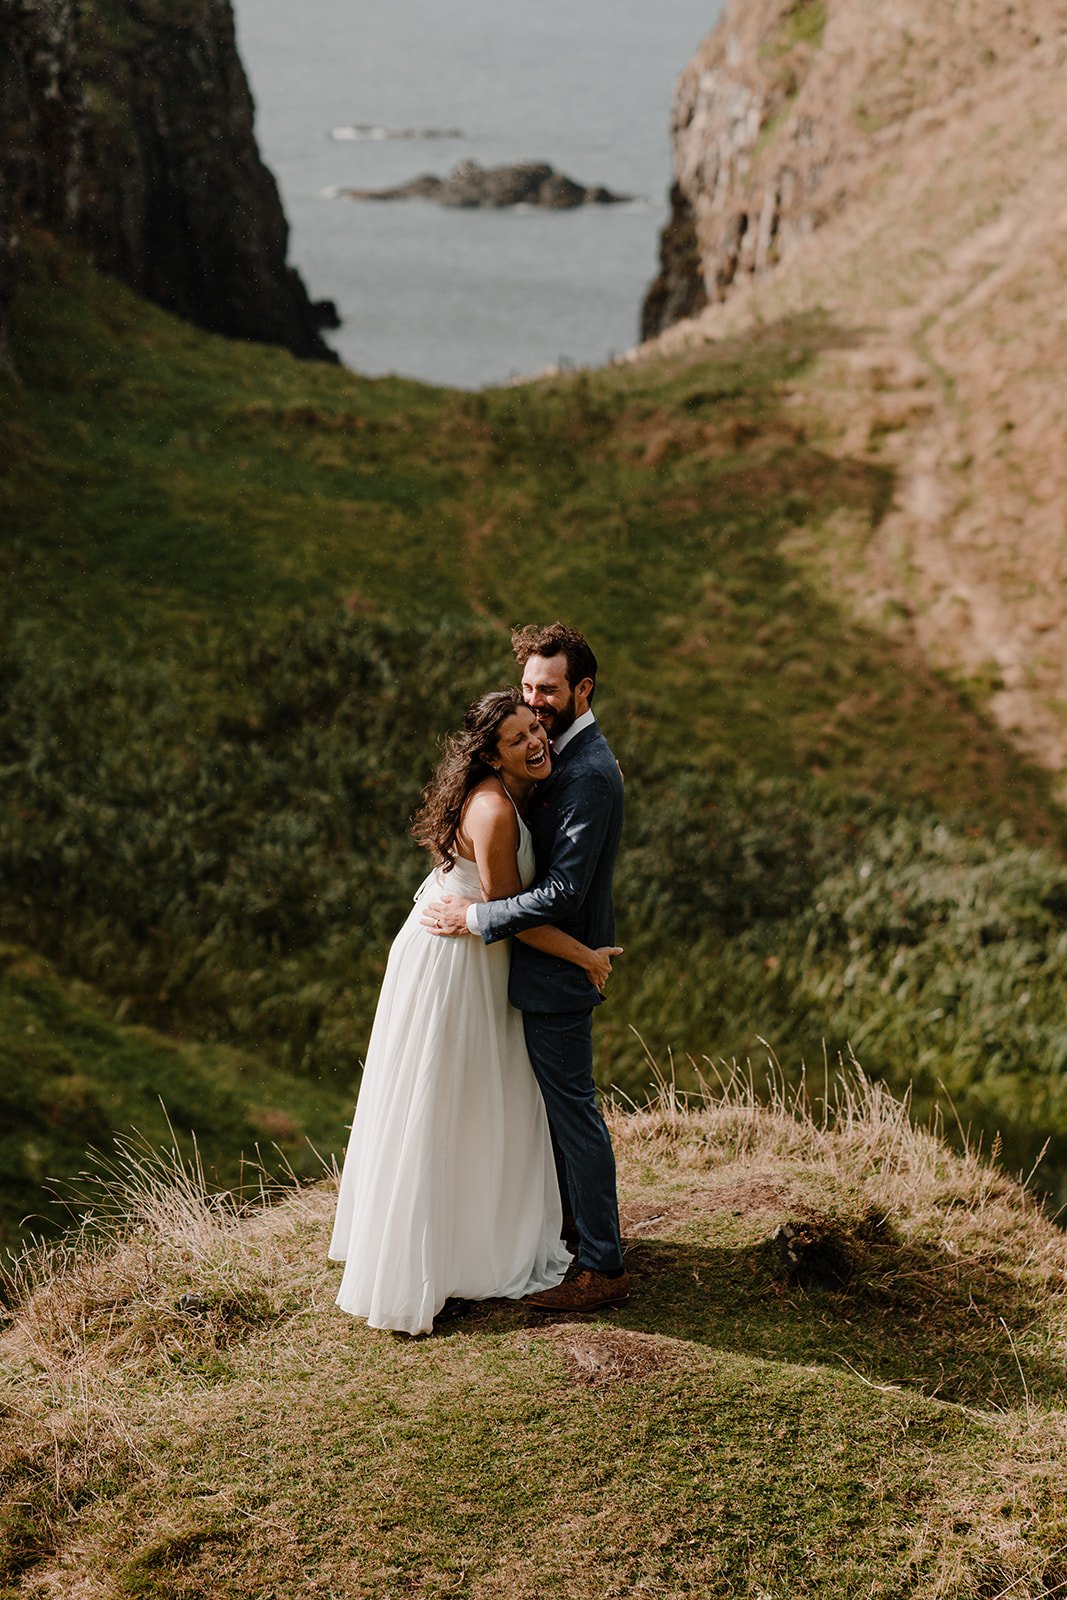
[464, 778, 512, 813]
[462, 779, 518, 831]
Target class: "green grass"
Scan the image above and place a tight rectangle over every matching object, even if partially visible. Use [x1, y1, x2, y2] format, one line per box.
[2, 239, 1050, 824]
[4, 1079, 1067, 1598]
[4, 234, 1067, 1238]
[0, 945, 350, 1251]
[758, 0, 828, 89]
[779, 0, 828, 51]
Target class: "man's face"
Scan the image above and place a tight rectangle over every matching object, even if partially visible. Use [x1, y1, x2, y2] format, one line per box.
[521, 652, 580, 741]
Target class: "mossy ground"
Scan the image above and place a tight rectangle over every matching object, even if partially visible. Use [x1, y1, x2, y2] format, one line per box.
[0, 945, 345, 1249]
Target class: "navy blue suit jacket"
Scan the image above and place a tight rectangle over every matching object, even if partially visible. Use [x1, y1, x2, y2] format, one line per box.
[473, 720, 624, 1014]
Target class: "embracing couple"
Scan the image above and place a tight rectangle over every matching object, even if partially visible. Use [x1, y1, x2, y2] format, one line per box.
[328, 621, 628, 1335]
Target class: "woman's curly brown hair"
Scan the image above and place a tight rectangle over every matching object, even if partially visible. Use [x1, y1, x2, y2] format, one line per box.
[411, 689, 526, 871]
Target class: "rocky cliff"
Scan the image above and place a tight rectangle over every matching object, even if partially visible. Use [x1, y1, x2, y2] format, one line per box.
[642, 0, 832, 338]
[0, 0, 80, 368]
[644, 0, 1063, 337]
[0, 0, 335, 370]
[641, 0, 1067, 798]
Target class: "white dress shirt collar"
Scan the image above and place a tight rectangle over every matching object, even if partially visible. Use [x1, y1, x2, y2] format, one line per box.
[551, 707, 596, 755]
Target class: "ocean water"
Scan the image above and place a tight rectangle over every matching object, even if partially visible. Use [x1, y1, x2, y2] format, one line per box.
[232, 0, 721, 388]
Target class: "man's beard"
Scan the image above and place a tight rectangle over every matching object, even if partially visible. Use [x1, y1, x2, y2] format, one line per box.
[531, 691, 577, 742]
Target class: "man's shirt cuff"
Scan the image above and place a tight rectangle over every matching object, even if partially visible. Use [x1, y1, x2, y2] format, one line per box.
[465, 904, 481, 934]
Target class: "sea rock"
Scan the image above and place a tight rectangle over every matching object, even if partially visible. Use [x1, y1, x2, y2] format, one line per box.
[343, 159, 631, 210]
[0, 0, 336, 368]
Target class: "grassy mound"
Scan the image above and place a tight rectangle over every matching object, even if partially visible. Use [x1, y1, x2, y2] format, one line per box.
[3, 1070, 1067, 1598]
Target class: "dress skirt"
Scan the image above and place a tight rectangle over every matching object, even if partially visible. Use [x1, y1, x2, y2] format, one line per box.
[329, 859, 570, 1334]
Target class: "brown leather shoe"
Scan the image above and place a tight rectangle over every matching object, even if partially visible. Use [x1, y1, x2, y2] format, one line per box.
[525, 1268, 630, 1313]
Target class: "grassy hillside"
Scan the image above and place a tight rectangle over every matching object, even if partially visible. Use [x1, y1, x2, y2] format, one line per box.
[3, 1077, 1067, 1597]
[0, 944, 347, 1250]
[4, 235, 1067, 1235]
[1, 237, 1046, 807]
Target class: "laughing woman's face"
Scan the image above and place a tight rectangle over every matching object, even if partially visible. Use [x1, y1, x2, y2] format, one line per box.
[492, 707, 552, 788]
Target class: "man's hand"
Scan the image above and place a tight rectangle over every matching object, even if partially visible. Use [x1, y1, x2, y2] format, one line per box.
[586, 946, 624, 993]
[420, 894, 474, 937]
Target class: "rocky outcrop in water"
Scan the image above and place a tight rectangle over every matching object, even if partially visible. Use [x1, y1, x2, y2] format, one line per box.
[0, 0, 335, 370]
[343, 160, 632, 210]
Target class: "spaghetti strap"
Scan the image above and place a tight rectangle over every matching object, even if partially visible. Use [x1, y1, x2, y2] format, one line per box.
[502, 788, 528, 829]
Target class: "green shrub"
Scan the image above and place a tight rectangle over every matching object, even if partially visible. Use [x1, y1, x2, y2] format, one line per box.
[0, 613, 507, 1066]
[5, 612, 1067, 1201]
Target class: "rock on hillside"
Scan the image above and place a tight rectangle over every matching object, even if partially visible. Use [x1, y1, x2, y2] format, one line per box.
[641, 0, 1067, 796]
[0, 0, 335, 369]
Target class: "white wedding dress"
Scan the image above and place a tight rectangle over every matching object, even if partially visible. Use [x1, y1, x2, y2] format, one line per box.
[329, 807, 571, 1334]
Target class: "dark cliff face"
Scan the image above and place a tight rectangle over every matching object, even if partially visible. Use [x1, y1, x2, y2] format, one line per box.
[0, 0, 84, 369]
[640, 182, 708, 344]
[0, 0, 336, 369]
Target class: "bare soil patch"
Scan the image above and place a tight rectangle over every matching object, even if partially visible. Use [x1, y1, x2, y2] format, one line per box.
[536, 1324, 681, 1387]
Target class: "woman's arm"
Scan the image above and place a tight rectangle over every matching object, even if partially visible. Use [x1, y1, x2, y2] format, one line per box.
[517, 925, 622, 992]
[463, 788, 621, 989]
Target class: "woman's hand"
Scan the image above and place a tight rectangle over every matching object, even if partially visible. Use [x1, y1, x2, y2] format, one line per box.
[585, 946, 623, 992]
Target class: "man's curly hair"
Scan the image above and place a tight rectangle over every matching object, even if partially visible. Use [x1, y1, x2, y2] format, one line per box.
[511, 622, 597, 700]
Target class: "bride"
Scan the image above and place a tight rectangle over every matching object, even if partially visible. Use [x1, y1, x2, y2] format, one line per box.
[329, 689, 619, 1335]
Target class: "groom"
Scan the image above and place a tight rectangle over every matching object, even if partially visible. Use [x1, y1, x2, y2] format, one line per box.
[422, 621, 629, 1312]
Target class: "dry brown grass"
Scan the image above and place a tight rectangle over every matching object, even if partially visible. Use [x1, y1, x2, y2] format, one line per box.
[611, 1037, 1048, 1218]
[535, 1324, 681, 1387]
[5, 1060, 1067, 1597]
